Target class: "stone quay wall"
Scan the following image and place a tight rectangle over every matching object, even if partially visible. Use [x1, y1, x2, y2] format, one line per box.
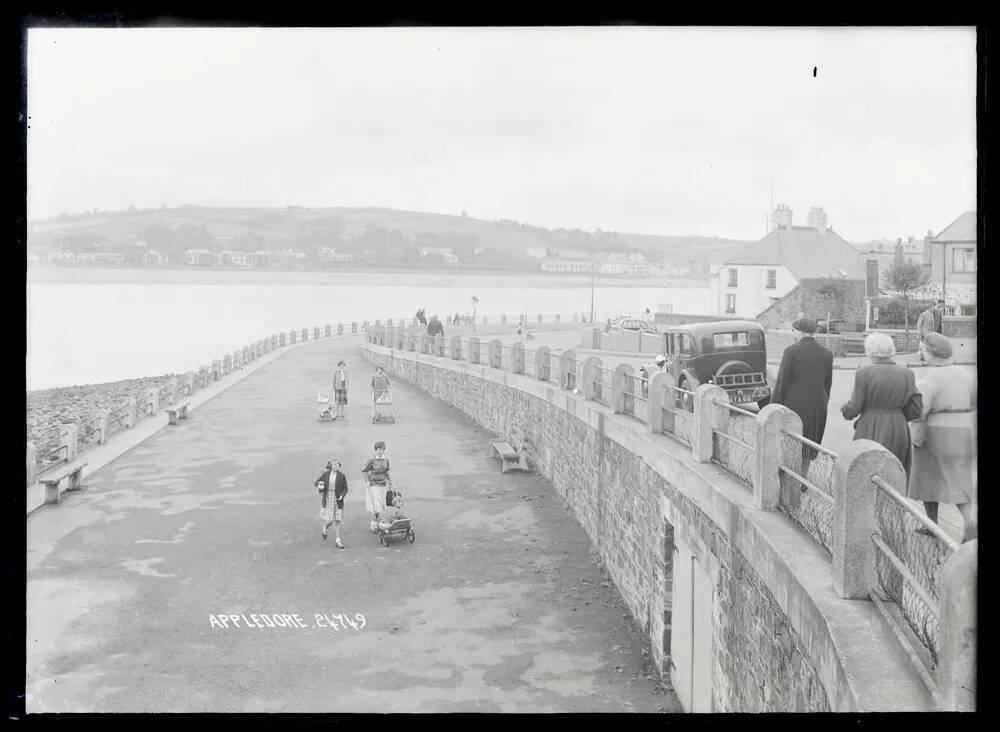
[362, 324, 961, 712]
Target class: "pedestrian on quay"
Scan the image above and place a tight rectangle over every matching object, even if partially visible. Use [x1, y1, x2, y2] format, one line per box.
[427, 314, 444, 337]
[840, 332, 923, 482]
[917, 299, 945, 344]
[362, 441, 392, 531]
[453, 312, 461, 327]
[371, 366, 390, 403]
[315, 459, 348, 547]
[908, 333, 977, 541]
[771, 318, 834, 467]
[333, 360, 349, 419]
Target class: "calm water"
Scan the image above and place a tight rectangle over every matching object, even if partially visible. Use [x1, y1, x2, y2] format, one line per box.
[26, 271, 711, 390]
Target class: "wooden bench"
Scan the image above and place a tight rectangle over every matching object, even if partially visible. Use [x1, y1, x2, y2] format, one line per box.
[39, 462, 88, 505]
[166, 402, 191, 425]
[455, 316, 475, 326]
[489, 440, 529, 473]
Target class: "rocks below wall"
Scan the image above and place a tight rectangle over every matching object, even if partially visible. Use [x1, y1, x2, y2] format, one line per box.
[26, 374, 179, 445]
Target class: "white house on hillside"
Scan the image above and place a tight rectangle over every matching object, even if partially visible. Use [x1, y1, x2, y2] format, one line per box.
[710, 226, 861, 317]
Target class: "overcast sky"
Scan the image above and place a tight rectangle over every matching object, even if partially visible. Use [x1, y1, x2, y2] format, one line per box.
[26, 26, 976, 242]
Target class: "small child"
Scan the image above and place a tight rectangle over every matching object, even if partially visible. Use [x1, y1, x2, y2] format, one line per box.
[333, 361, 349, 419]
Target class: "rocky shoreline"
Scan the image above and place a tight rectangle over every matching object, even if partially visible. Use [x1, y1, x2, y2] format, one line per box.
[27, 374, 180, 448]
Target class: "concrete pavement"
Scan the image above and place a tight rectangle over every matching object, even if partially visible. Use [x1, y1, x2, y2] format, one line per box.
[26, 333, 677, 713]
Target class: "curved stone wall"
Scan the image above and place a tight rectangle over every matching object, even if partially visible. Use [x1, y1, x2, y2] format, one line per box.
[363, 341, 936, 712]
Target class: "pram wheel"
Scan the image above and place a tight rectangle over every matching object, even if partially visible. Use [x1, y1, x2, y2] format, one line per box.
[407, 528, 415, 543]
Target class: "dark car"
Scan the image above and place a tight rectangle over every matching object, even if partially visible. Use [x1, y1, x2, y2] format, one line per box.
[663, 320, 771, 408]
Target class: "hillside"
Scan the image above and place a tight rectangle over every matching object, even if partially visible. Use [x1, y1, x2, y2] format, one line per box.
[27, 205, 752, 273]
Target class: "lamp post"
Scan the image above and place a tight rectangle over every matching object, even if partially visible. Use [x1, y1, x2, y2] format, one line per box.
[590, 261, 596, 324]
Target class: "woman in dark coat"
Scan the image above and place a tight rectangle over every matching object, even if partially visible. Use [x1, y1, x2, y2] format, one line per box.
[771, 319, 834, 454]
[840, 332, 922, 480]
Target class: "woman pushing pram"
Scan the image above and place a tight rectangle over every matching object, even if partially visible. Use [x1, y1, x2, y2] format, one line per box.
[362, 441, 399, 530]
[371, 366, 396, 423]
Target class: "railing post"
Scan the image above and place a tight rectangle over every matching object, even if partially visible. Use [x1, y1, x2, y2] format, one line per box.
[647, 372, 672, 433]
[168, 377, 178, 404]
[512, 342, 525, 374]
[582, 356, 602, 400]
[125, 397, 138, 428]
[289, 330, 297, 345]
[832, 439, 904, 599]
[26, 441, 36, 487]
[351, 322, 357, 334]
[212, 359, 222, 381]
[325, 324, 332, 337]
[692, 384, 727, 463]
[468, 337, 481, 364]
[613, 363, 634, 414]
[754, 404, 802, 510]
[535, 345, 551, 380]
[937, 539, 977, 711]
[302, 327, 309, 341]
[279, 332, 287, 347]
[559, 349, 577, 390]
[501, 314, 507, 324]
[95, 409, 110, 444]
[61, 423, 78, 462]
[537, 313, 543, 324]
[198, 365, 209, 388]
[146, 388, 159, 416]
[223, 354, 232, 375]
[555, 314, 561, 323]
[183, 372, 194, 395]
[450, 335, 463, 360]
[314, 326, 320, 340]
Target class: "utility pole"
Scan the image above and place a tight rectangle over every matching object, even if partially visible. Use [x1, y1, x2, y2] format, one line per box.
[590, 261, 596, 324]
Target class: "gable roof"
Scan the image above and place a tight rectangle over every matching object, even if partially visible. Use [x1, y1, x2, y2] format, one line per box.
[721, 227, 862, 279]
[932, 210, 976, 243]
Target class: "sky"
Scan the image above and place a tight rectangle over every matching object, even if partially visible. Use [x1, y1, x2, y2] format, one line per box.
[25, 26, 977, 242]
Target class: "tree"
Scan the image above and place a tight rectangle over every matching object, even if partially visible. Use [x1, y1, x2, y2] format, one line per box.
[814, 278, 848, 348]
[882, 261, 931, 337]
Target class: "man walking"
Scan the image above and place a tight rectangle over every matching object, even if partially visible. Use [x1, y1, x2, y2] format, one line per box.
[917, 299, 945, 342]
[771, 318, 834, 466]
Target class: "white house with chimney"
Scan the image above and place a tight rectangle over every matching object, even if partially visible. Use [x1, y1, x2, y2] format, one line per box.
[710, 206, 861, 317]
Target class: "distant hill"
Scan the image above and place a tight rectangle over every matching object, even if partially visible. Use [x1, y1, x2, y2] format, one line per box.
[27, 205, 753, 274]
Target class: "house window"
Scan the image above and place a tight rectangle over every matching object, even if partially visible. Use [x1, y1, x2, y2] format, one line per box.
[766, 269, 776, 289]
[728, 268, 738, 287]
[725, 294, 736, 314]
[952, 248, 975, 272]
[961, 305, 977, 317]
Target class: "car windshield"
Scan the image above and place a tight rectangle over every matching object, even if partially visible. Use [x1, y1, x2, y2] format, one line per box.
[712, 331, 753, 348]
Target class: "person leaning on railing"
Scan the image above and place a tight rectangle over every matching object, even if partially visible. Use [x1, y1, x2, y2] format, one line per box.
[908, 332, 977, 542]
[840, 332, 923, 483]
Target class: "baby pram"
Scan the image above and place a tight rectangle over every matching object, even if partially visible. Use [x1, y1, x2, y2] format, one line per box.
[317, 392, 336, 421]
[371, 385, 396, 423]
[374, 487, 415, 547]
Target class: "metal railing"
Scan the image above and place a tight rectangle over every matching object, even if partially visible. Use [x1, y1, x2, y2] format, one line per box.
[78, 416, 102, 447]
[710, 400, 757, 488]
[523, 349, 536, 377]
[592, 366, 614, 407]
[871, 474, 959, 669]
[660, 385, 695, 446]
[778, 431, 836, 555]
[541, 351, 559, 384]
[622, 373, 648, 422]
[35, 434, 67, 470]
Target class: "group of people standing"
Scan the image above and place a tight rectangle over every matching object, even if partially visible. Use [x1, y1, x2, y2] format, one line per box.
[415, 307, 446, 337]
[771, 315, 976, 542]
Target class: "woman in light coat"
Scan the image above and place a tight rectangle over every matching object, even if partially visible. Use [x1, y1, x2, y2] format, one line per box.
[909, 333, 977, 541]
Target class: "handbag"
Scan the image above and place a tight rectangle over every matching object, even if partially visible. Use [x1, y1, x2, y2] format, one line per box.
[903, 392, 924, 422]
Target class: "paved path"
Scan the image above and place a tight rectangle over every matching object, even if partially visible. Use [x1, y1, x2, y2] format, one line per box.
[26, 333, 677, 713]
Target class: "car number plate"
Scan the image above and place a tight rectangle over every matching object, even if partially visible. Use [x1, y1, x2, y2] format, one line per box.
[731, 388, 769, 404]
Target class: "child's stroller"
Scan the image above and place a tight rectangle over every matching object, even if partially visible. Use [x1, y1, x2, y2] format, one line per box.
[372, 385, 396, 423]
[375, 486, 415, 547]
[317, 392, 336, 421]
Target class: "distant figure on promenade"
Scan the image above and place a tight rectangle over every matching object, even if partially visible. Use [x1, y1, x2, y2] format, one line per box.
[333, 360, 349, 419]
[316, 459, 348, 547]
[371, 366, 390, 402]
[362, 441, 392, 531]
[909, 333, 977, 541]
[427, 315, 444, 337]
[415, 308, 427, 326]
[840, 332, 922, 482]
[605, 318, 613, 333]
[917, 300, 945, 343]
[771, 319, 834, 465]
[639, 355, 667, 398]
[453, 312, 461, 326]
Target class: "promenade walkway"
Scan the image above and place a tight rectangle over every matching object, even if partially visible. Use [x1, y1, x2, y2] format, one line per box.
[26, 333, 678, 713]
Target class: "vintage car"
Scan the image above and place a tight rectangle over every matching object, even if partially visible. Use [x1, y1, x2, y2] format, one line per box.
[663, 320, 772, 408]
[615, 318, 658, 334]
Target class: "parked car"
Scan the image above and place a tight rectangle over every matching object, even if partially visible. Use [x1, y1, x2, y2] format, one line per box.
[816, 319, 846, 335]
[663, 320, 772, 409]
[616, 318, 658, 334]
